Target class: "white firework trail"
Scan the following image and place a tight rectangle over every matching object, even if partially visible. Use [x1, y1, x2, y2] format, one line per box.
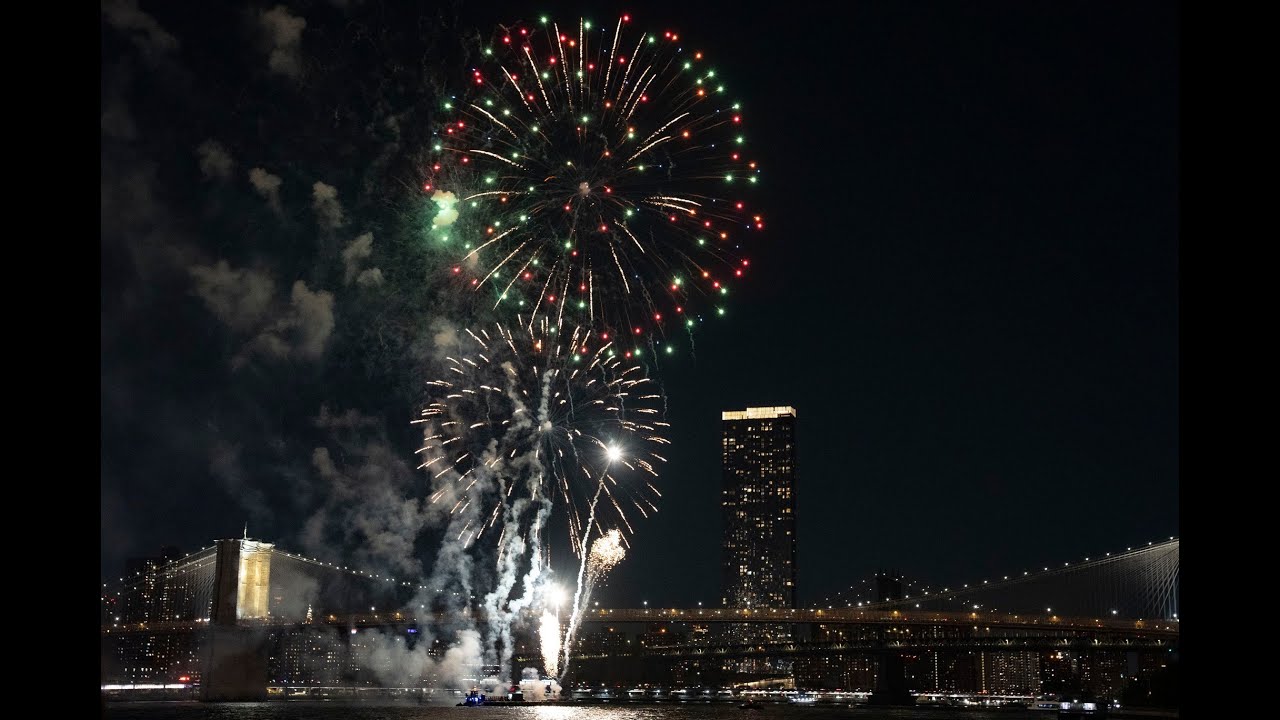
[416, 318, 666, 683]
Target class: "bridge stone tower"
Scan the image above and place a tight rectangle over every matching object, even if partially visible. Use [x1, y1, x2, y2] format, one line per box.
[201, 538, 274, 701]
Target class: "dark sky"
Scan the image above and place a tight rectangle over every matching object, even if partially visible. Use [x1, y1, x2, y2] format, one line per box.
[101, 0, 1178, 608]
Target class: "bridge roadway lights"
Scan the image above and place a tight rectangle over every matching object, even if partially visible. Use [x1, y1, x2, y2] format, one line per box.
[200, 625, 270, 702]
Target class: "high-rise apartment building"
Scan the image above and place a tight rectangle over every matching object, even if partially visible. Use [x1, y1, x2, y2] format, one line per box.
[720, 406, 797, 678]
[721, 406, 798, 609]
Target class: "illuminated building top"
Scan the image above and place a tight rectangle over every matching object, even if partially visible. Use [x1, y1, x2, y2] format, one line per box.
[721, 406, 797, 421]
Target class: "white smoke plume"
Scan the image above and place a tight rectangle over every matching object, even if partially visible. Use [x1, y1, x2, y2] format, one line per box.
[249, 168, 283, 214]
[440, 629, 486, 689]
[189, 260, 274, 331]
[259, 5, 306, 79]
[342, 232, 376, 284]
[356, 268, 384, 287]
[520, 666, 562, 701]
[312, 181, 345, 229]
[303, 413, 430, 579]
[354, 629, 432, 687]
[345, 626, 485, 691]
[285, 280, 335, 359]
[187, 261, 334, 370]
[197, 140, 233, 180]
[102, 0, 179, 56]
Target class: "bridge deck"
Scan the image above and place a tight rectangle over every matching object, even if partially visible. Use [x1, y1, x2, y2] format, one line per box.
[102, 608, 1178, 636]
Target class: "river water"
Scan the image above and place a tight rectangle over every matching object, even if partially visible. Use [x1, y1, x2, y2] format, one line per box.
[104, 701, 1154, 720]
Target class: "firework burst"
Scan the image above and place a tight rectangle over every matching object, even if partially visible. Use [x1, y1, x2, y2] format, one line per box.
[586, 528, 626, 580]
[414, 317, 669, 554]
[426, 14, 764, 351]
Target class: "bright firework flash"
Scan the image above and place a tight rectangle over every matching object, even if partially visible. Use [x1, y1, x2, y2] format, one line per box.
[427, 14, 765, 353]
[560, 527, 627, 680]
[539, 610, 561, 677]
[539, 582, 568, 677]
[414, 318, 668, 676]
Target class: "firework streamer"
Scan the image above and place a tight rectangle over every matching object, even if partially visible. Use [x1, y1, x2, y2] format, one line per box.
[417, 318, 666, 680]
[560, 480, 605, 677]
[560, 525, 627, 680]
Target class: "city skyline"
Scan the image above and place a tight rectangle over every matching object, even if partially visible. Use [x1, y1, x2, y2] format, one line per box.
[102, 0, 1177, 614]
[102, 534, 1177, 701]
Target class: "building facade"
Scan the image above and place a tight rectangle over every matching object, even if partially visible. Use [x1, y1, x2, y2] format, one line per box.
[720, 406, 798, 676]
[721, 406, 798, 609]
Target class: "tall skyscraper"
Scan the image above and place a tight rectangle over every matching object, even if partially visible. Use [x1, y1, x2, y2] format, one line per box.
[721, 405, 798, 609]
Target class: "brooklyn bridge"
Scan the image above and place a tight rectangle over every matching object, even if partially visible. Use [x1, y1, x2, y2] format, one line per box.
[101, 536, 1178, 702]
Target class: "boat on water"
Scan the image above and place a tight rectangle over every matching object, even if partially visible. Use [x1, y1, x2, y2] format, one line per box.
[1055, 698, 1109, 718]
[458, 686, 529, 707]
[1034, 697, 1061, 711]
[739, 700, 763, 710]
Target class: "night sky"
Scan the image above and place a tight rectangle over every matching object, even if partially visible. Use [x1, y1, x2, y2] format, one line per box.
[101, 0, 1178, 609]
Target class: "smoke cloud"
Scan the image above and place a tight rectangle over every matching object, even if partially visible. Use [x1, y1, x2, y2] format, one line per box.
[303, 409, 430, 579]
[290, 281, 335, 358]
[312, 181, 345, 229]
[259, 5, 306, 79]
[278, 625, 484, 691]
[249, 168, 283, 213]
[102, 0, 179, 56]
[189, 260, 275, 332]
[197, 140, 234, 180]
[189, 261, 334, 369]
[342, 232, 378, 284]
[356, 268, 384, 287]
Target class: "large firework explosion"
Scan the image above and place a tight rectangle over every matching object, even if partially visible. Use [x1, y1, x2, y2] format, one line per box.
[410, 14, 767, 683]
[425, 14, 765, 354]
